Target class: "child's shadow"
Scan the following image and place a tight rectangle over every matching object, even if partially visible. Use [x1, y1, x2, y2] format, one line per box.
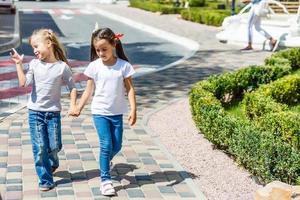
[54, 163, 198, 192]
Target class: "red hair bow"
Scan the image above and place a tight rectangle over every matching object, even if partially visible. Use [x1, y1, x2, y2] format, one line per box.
[115, 34, 124, 40]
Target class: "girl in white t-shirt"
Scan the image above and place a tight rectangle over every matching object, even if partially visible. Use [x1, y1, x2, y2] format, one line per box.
[71, 27, 136, 196]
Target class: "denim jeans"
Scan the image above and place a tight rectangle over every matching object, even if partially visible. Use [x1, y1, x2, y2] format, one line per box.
[28, 109, 62, 188]
[93, 114, 123, 182]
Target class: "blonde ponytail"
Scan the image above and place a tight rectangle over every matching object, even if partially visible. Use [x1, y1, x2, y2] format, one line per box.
[29, 29, 68, 64]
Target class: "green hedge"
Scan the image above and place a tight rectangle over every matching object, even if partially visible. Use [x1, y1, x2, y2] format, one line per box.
[129, 0, 231, 26]
[242, 74, 300, 149]
[268, 48, 300, 70]
[208, 64, 291, 106]
[189, 0, 205, 7]
[129, 0, 183, 14]
[181, 8, 230, 26]
[190, 80, 300, 184]
[189, 48, 300, 184]
[259, 112, 300, 149]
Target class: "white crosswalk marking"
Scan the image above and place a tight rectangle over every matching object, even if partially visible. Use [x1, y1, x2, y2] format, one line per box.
[60, 9, 75, 15]
[19, 8, 94, 15]
[78, 9, 94, 15]
[42, 9, 55, 15]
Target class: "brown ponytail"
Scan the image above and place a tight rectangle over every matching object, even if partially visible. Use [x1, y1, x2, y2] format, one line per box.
[90, 27, 129, 62]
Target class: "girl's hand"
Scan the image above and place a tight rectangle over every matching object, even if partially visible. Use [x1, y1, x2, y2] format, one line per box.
[68, 105, 81, 117]
[128, 110, 137, 126]
[10, 48, 24, 64]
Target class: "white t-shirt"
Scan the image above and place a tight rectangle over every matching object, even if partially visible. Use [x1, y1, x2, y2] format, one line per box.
[25, 59, 76, 112]
[84, 58, 135, 116]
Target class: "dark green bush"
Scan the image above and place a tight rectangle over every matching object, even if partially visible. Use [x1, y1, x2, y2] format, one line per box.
[229, 124, 300, 184]
[242, 74, 300, 119]
[207, 65, 291, 106]
[190, 81, 300, 184]
[242, 92, 287, 120]
[270, 75, 300, 105]
[129, 0, 183, 14]
[259, 112, 300, 149]
[181, 8, 230, 26]
[264, 56, 290, 67]
[189, 0, 205, 7]
[268, 48, 300, 70]
[241, 75, 300, 149]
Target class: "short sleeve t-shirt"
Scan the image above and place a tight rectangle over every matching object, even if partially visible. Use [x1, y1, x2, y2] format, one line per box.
[26, 59, 76, 112]
[84, 58, 135, 116]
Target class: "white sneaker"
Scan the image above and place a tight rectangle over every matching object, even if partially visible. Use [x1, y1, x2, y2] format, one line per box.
[100, 180, 115, 196]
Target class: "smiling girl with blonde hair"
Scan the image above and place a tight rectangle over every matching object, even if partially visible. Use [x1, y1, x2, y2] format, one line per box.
[11, 28, 77, 191]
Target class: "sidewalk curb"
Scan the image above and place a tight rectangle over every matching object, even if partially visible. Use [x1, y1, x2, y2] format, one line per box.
[86, 5, 199, 78]
[142, 97, 207, 200]
[0, 10, 20, 54]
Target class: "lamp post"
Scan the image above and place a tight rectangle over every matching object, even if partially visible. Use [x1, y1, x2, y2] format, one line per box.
[231, 0, 235, 15]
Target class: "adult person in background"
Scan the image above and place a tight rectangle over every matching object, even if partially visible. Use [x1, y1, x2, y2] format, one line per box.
[241, 0, 279, 51]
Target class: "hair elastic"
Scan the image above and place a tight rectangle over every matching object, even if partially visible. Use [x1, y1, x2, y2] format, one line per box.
[115, 34, 124, 40]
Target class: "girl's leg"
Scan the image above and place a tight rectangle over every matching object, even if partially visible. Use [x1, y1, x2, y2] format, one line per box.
[110, 115, 123, 161]
[47, 112, 62, 171]
[28, 110, 54, 189]
[93, 115, 112, 182]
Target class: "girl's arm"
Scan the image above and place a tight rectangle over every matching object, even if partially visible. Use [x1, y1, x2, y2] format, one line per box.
[75, 78, 95, 115]
[124, 77, 137, 126]
[70, 88, 77, 107]
[68, 88, 77, 115]
[10, 49, 26, 87]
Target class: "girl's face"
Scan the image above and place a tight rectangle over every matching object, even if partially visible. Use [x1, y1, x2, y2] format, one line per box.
[30, 35, 52, 61]
[93, 39, 115, 63]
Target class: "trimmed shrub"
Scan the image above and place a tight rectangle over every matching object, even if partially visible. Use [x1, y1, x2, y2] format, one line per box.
[242, 92, 287, 120]
[242, 74, 300, 119]
[207, 64, 291, 106]
[189, 0, 205, 7]
[259, 112, 300, 149]
[129, 0, 183, 14]
[270, 75, 300, 105]
[189, 48, 300, 184]
[268, 48, 300, 70]
[190, 80, 300, 184]
[181, 8, 230, 26]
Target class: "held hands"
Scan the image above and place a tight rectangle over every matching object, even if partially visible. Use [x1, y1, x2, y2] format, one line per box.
[68, 104, 137, 126]
[128, 110, 137, 126]
[10, 48, 24, 64]
[67, 105, 81, 117]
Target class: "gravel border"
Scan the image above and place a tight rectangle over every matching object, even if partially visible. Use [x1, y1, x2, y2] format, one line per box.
[147, 98, 262, 200]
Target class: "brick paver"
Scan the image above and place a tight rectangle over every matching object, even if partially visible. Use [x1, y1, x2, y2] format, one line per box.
[0, 3, 272, 199]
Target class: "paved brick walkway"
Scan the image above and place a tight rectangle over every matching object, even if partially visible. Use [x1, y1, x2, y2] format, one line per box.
[0, 3, 272, 200]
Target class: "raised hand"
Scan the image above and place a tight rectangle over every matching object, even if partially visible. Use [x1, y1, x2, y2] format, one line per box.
[10, 48, 24, 64]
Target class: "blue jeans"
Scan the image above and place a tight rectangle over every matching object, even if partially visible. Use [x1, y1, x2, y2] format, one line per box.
[93, 115, 123, 182]
[28, 109, 62, 188]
